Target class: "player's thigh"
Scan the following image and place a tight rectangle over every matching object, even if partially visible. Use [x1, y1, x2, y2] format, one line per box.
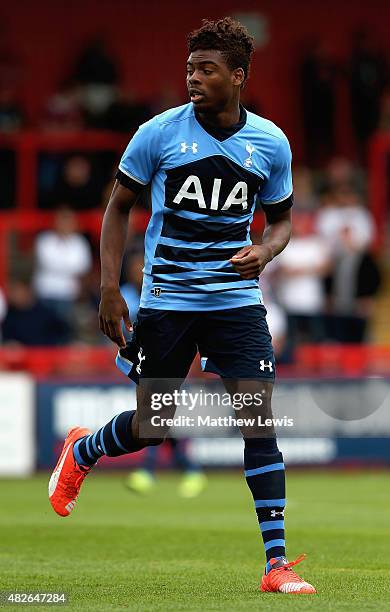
[197, 304, 276, 438]
[197, 304, 276, 381]
[132, 308, 197, 441]
[133, 380, 183, 444]
[223, 379, 275, 439]
[127, 308, 198, 380]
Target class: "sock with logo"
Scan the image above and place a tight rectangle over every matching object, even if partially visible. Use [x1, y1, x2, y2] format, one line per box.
[73, 410, 142, 467]
[244, 437, 286, 573]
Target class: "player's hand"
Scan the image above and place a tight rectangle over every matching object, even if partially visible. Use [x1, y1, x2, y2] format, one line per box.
[98, 287, 132, 347]
[230, 245, 273, 280]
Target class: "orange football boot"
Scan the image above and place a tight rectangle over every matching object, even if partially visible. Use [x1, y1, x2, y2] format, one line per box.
[48, 426, 92, 517]
[261, 554, 316, 594]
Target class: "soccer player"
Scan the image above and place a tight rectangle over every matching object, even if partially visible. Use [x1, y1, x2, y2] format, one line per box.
[49, 17, 316, 595]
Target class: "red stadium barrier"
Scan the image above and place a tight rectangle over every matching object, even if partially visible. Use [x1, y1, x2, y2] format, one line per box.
[295, 344, 390, 377]
[0, 346, 118, 379]
[0, 345, 388, 379]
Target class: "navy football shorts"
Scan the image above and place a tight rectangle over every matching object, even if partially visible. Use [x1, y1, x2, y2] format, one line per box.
[116, 304, 275, 383]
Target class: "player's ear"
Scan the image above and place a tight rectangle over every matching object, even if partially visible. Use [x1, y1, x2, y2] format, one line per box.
[232, 67, 245, 87]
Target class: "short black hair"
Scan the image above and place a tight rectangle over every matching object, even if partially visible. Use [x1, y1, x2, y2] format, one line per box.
[187, 17, 255, 83]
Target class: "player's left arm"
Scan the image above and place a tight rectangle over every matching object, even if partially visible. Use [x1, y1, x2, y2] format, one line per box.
[231, 133, 293, 280]
[230, 208, 291, 279]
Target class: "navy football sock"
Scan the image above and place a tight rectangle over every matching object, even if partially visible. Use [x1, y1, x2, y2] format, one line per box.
[73, 410, 141, 467]
[244, 437, 286, 573]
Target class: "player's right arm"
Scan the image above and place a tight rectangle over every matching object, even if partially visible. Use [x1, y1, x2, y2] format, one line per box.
[99, 116, 162, 347]
[99, 181, 137, 347]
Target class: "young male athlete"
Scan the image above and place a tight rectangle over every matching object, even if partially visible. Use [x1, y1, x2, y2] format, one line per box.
[49, 17, 316, 595]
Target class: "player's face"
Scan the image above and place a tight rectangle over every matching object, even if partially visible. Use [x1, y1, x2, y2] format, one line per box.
[186, 49, 243, 112]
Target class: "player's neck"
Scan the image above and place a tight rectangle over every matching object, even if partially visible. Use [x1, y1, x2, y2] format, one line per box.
[196, 103, 241, 129]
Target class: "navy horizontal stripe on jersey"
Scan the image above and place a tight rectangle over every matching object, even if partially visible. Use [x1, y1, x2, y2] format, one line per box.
[151, 263, 196, 275]
[155, 244, 242, 262]
[152, 274, 244, 287]
[151, 265, 238, 277]
[160, 213, 249, 243]
[152, 258, 236, 271]
[170, 208, 252, 224]
[151, 284, 257, 295]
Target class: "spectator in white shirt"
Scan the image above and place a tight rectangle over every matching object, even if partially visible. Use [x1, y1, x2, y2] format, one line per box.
[316, 184, 374, 252]
[33, 207, 92, 325]
[275, 212, 331, 345]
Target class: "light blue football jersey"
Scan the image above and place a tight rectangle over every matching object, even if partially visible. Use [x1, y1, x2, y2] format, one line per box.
[118, 103, 292, 311]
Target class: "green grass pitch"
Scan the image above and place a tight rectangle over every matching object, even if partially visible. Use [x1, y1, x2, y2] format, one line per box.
[0, 470, 389, 611]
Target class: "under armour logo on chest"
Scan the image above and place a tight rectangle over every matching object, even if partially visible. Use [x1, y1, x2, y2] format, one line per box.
[181, 141, 198, 153]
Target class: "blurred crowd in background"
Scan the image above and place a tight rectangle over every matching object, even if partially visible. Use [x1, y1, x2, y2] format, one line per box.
[0, 30, 388, 357]
[1, 32, 389, 156]
[0, 160, 382, 359]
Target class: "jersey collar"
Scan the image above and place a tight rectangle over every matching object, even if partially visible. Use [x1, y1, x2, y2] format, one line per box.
[194, 105, 247, 142]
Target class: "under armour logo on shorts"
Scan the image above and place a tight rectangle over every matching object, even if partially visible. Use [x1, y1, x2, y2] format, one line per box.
[259, 359, 273, 372]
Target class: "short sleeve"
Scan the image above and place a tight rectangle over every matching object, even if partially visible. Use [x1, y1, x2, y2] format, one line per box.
[118, 117, 161, 188]
[259, 135, 292, 205]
